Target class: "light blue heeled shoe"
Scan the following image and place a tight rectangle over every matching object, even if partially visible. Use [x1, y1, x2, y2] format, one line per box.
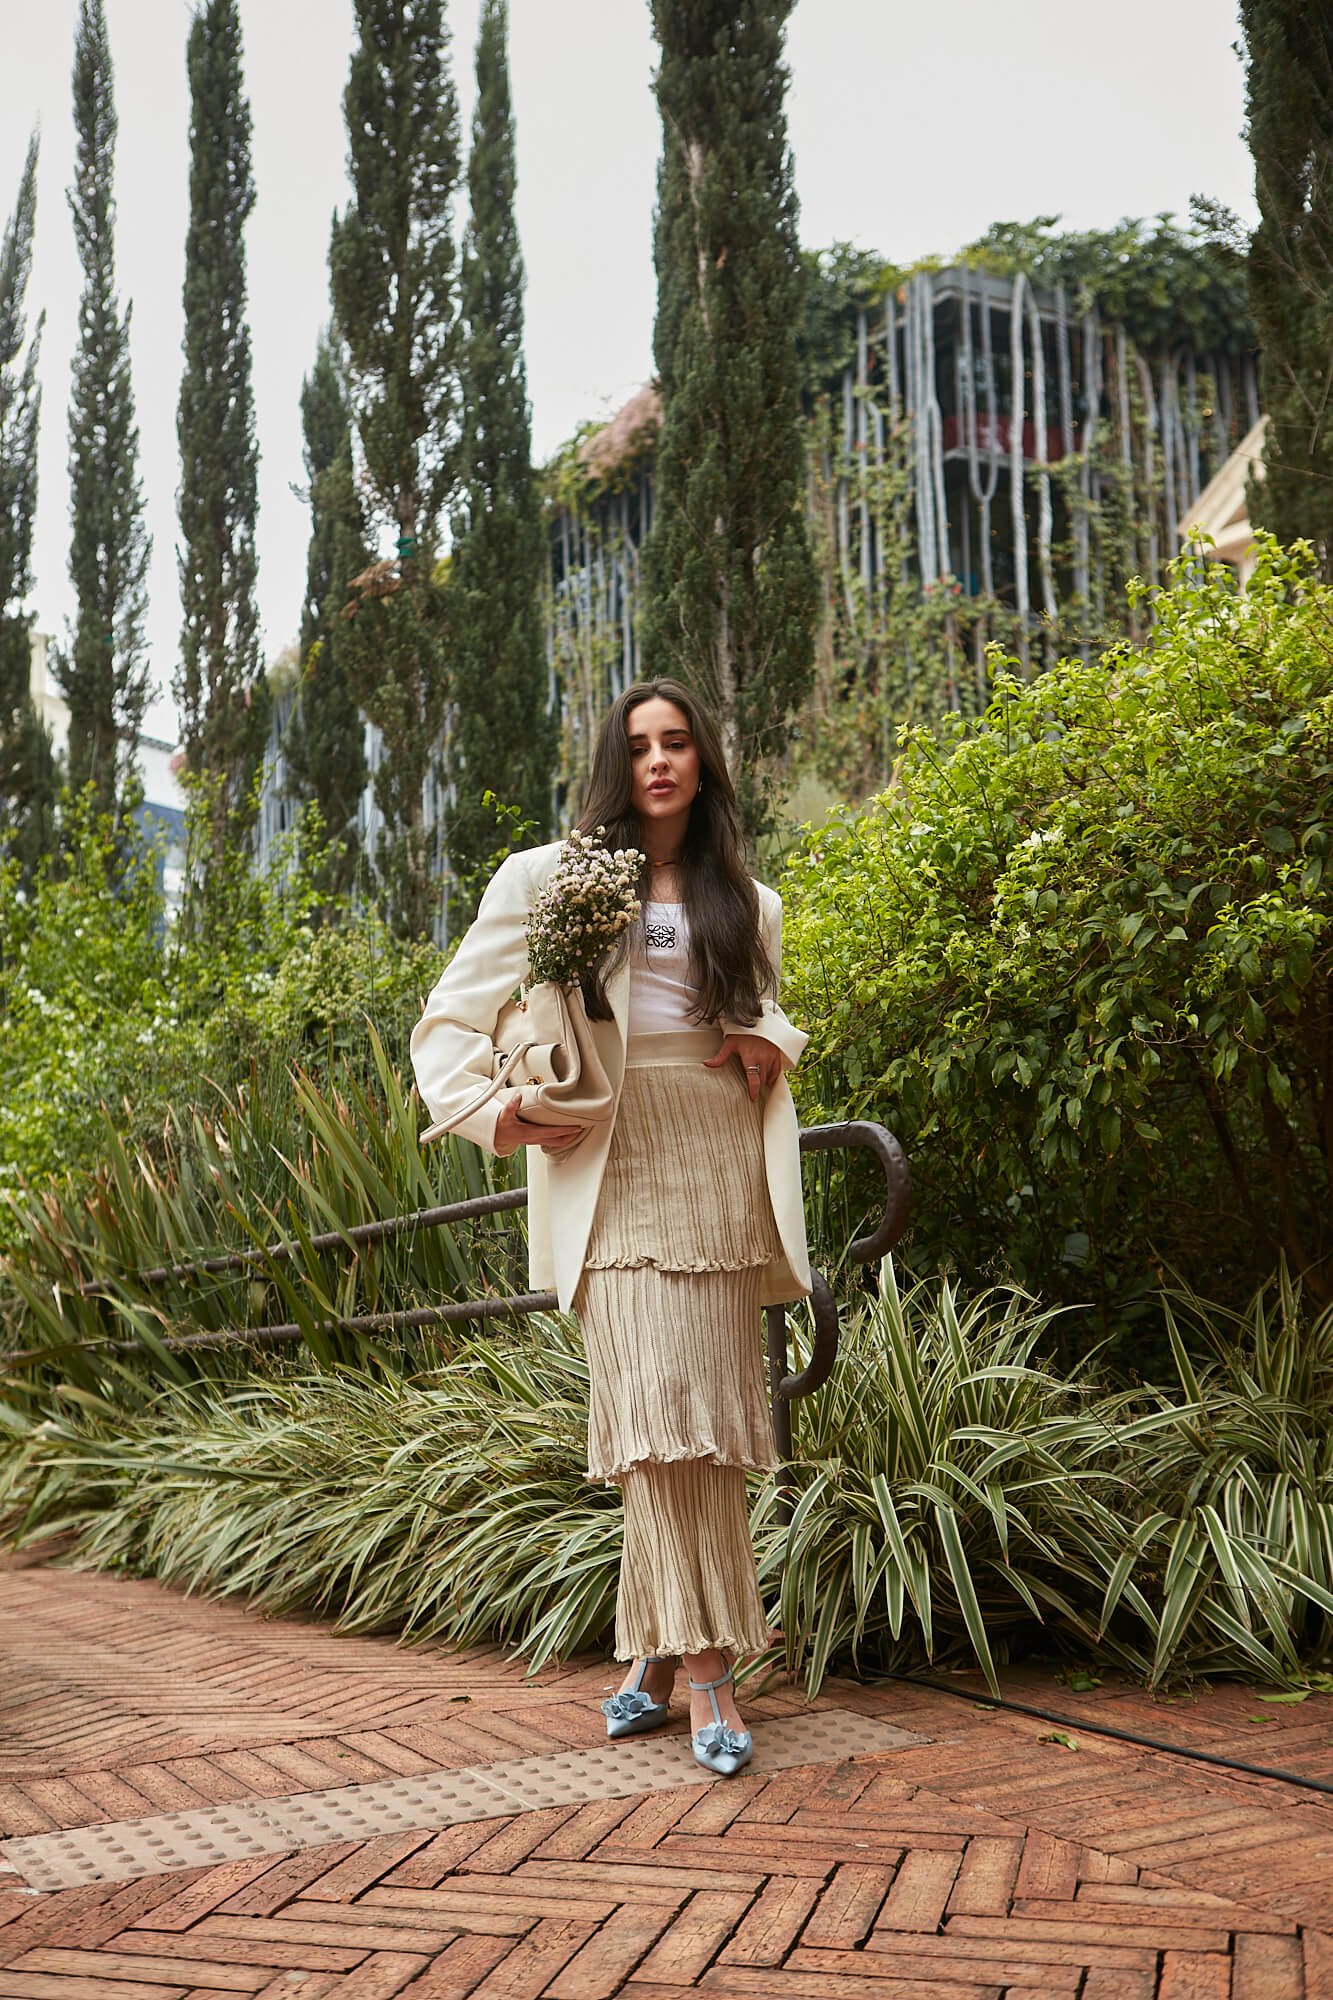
[602, 1656, 674, 1740]
[689, 1667, 753, 1777]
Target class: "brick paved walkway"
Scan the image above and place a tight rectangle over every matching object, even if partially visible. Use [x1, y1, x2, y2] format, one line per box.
[0, 1560, 1328, 1997]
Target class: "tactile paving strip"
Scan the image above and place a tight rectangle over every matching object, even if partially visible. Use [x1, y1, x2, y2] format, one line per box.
[0, 1707, 920, 1892]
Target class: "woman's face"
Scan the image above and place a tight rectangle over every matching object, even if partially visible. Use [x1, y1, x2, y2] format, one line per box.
[625, 697, 702, 833]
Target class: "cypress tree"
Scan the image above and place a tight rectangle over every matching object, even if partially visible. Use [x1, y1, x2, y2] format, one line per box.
[284, 330, 369, 904]
[330, 0, 460, 939]
[1242, 0, 1333, 568]
[640, 0, 817, 827]
[0, 135, 55, 880]
[57, 0, 151, 823]
[176, 0, 268, 875]
[447, 0, 550, 926]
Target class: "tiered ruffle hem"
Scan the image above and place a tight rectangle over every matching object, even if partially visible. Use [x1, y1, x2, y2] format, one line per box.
[574, 1028, 782, 1659]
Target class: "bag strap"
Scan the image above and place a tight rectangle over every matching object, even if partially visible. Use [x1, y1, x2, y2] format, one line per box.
[419, 1038, 535, 1143]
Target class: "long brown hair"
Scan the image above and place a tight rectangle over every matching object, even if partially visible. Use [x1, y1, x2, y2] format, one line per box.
[575, 679, 774, 1024]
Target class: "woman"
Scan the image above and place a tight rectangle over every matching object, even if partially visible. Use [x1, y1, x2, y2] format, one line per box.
[411, 679, 810, 1776]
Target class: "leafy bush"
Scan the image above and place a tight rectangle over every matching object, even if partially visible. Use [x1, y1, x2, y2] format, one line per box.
[781, 542, 1333, 1331]
[0, 796, 170, 1202]
[0, 1327, 618, 1670]
[0, 800, 511, 1371]
[5, 1264, 1330, 1691]
[765, 1265, 1116, 1690]
[0, 795, 443, 1257]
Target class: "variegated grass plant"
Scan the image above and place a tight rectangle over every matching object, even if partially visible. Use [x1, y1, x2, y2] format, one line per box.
[1115, 1266, 1333, 1685]
[763, 1260, 1333, 1691]
[2, 1261, 1330, 1692]
[0, 1326, 617, 1670]
[0, 1024, 523, 1409]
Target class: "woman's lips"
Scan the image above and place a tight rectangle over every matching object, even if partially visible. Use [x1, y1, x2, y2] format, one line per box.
[648, 782, 675, 795]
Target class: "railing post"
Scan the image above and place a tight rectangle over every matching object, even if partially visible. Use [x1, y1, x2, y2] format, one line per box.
[766, 1303, 795, 1523]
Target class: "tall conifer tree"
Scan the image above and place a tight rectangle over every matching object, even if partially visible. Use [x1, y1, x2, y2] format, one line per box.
[330, 0, 460, 938]
[447, 0, 549, 925]
[640, 0, 816, 827]
[284, 330, 368, 904]
[0, 136, 55, 879]
[176, 0, 268, 873]
[58, 0, 151, 822]
[1242, 0, 1333, 568]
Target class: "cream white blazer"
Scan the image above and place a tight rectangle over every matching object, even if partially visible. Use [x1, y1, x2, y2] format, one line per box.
[410, 840, 812, 1314]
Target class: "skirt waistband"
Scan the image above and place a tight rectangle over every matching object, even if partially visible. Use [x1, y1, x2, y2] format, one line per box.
[624, 1026, 724, 1067]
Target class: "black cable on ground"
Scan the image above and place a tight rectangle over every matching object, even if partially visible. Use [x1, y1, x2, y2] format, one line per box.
[891, 1671, 1333, 1799]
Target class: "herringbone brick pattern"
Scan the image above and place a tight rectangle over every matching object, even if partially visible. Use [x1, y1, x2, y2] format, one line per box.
[0, 1565, 668, 1819]
[0, 1766, 1325, 1996]
[0, 1561, 1329, 1996]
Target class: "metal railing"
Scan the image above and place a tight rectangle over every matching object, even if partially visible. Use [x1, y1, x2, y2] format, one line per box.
[768, 1121, 909, 1485]
[31, 1126, 912, 1456]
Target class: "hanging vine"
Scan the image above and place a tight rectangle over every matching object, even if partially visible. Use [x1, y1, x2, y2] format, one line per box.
[542, 212, 1259, 810]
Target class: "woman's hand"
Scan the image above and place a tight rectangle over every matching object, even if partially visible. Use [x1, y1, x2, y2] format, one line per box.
[494, 1091, 586, 1157]
[705, 1033, 787, 1102]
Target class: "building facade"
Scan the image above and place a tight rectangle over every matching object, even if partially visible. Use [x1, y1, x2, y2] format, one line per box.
[256, 260, 1261, 895]
[545, 265, 1260, 791]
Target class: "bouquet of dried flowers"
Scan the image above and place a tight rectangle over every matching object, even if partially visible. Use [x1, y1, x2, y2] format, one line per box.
[524, 827, 645, 988]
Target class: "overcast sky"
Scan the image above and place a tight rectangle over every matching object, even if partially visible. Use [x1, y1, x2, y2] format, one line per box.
[4, 1, 1256, 742]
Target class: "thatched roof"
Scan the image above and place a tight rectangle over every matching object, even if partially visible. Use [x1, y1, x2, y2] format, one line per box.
[1178, 416, 1266, 575]
[577, 383, 662, 484]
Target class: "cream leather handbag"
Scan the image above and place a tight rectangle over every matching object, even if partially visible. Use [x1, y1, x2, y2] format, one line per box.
[420, 981, 615, 1145]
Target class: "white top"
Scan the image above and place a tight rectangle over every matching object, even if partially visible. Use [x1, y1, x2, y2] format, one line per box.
[628, 901, 699, 1033]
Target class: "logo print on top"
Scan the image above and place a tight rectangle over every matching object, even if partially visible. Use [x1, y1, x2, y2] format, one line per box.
[644, 920, 677, 951]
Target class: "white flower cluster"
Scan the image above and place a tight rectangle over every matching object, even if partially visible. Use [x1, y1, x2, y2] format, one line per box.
[525, 827, 644, 988]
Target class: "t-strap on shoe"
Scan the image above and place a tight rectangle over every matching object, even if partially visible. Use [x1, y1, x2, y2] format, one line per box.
[688, 1667, 752, 1776]
[602, 1657, 673, 1740]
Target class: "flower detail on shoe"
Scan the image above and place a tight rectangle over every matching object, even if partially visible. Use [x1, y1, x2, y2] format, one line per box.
[603, 1658, 674, 1740]
[602, 1689, 659, 1724]
[693, 1721, 749, 1758]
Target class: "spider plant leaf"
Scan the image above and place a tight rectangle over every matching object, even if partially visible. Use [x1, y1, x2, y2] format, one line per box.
[1197, 1504, 1255, 1631]
[933, 1498, 999, 1695]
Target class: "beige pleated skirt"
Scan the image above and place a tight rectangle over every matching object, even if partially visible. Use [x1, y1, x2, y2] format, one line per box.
[577, 1028, 782, 1485]
[575, 1027, 782, 1659]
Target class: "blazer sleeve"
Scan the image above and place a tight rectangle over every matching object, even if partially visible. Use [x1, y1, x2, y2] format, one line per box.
[719, 883, 808, 1069]
[409, 850, 534, 1155]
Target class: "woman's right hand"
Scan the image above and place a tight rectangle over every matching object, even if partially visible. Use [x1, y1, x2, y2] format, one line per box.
[494, 1091, 587, 1157]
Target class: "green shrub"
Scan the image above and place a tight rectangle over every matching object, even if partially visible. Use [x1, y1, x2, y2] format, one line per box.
[781, 540, 1333, 1331]
[0, 794, 443, 1259]
[0, 795, 170, 1203]
[770, 1260, 1333, 1690]
[0, 1327, 619, 1669]
[765, 1263, 1117, 1690]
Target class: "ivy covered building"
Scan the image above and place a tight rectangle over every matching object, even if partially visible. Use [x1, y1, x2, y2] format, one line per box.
[254, 219, 1260, 904]
[547, 226, 1259, 800]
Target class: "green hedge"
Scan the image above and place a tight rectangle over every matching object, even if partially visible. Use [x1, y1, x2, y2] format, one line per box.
[0, 796, 441, 1256]
[781, 541, 1333, 1335]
